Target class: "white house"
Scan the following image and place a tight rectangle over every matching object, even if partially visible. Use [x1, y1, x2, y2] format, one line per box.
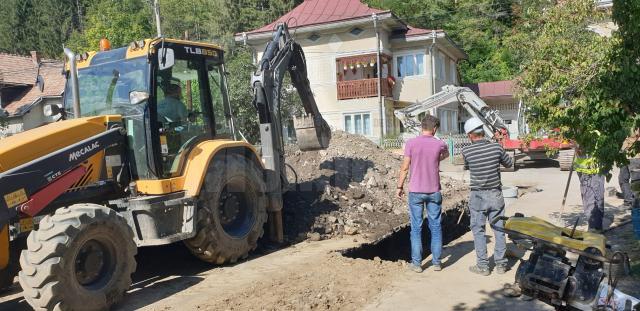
[235, 0, 467, 142]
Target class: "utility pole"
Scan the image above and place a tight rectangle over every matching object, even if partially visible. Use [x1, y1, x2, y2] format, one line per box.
[154, 0, 162, 37]
[373, 13, 386, 142]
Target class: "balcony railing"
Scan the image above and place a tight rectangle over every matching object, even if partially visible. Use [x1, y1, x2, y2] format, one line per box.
[337, 78, 391, 100]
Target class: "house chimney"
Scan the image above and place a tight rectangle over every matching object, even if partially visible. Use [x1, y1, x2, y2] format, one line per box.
[30, 51, 41, 66]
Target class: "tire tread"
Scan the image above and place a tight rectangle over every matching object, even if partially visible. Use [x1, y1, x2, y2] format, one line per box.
[19, 204, 136, 311]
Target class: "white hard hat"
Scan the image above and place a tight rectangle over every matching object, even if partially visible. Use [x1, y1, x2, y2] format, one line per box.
[464, 117, 484, 134]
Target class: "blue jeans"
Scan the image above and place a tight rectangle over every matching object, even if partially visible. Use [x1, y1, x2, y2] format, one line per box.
[469, 189, 507, 268]
[408, 192, 443, 267]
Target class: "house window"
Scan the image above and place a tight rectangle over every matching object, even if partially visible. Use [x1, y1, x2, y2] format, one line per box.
[308, 33, 321, 42]
[437, 109, 458, 134]
[344, 113, 372, 136]
[349, 27, 364, 36]
[396, 53, 425, 78]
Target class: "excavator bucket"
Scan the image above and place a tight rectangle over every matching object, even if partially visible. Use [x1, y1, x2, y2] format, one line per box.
[293, 114, 331, 151]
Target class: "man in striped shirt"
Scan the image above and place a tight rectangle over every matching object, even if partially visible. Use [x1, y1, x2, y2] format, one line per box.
[461, 117, 513, 276]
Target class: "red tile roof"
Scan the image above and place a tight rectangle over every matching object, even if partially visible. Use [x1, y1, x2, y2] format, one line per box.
[406, 26, 432, 36]
[1, 56, 65, 116]
[0, 53, 41, 85]
[245, 0, 387, 34]
[465, 80, 514, 98]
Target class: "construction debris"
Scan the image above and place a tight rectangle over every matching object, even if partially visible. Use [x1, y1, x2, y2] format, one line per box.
[283, 131, 469, 242]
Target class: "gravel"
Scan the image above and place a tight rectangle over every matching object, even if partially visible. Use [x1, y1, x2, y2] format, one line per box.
[282, 131, 469, 242]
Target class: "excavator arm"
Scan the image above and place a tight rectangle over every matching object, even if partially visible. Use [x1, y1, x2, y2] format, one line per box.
[252, 23, 331, 152]
[251, 23, 331, 241]
[394, 85, 507, 138]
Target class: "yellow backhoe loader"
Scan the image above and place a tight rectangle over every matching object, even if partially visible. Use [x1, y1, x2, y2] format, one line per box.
[0, 23, 330, 310]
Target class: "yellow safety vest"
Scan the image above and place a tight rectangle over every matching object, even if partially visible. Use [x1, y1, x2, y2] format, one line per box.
[574, 156, 600, 175]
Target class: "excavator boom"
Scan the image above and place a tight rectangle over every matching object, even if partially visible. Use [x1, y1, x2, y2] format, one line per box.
[395, 85, 507, 138]
[250, 23, 331, 241]
[252, 23, 331, 152]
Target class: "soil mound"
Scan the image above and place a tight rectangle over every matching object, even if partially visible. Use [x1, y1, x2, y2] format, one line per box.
[283, 131, 468, 242]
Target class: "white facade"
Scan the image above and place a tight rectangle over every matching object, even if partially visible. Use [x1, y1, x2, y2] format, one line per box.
[239, 16, 467, 142]
[0, 97, 61, 137]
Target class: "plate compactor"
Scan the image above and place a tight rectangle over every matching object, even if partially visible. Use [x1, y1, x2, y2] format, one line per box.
[493, 214, 640, 311]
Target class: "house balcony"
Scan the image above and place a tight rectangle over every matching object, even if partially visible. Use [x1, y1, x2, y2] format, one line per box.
[336, 53, 393, 100]
[337, 78, 391, 100]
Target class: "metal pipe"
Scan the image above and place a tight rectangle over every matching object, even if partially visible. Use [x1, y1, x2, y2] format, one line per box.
[516, 99, 523, 136]
[373, 13, 385, 140]
[558, 150, 576, 225]
[428, 30, 437, 98]
[154, 0, 162, 37]
[63, 48, 80, 118]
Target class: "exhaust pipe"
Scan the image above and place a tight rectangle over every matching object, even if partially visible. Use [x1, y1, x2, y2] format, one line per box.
[64, 48, 80, 118]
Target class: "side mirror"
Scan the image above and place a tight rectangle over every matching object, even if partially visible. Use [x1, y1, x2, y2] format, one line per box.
[158, 47, 175, 70]
[129, 91, 150, 105]
[43, 104, 61, 117]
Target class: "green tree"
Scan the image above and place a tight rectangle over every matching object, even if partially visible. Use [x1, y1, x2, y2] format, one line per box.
[158, 0, 214, 40]
[0, 0, 85, 58]
[0, 0, 36, 55]
[603, 0, 640, 144]
[224, 46, 303, 143]
[446, 0, 516, 82]
[365, 0, 518, 83]
[66, 0, 153, 52]
[225, 47, 260, 141]
[202, 0, 300, 48]
[516, 0, 638, 174]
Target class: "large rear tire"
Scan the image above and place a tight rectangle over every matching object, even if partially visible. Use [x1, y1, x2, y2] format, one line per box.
[18, 204, 136, 311]
[184, 154, 267, 264]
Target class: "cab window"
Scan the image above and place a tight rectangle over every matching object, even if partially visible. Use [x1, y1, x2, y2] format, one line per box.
[156, 58, 211, 178]
[206, 61, 232, 137]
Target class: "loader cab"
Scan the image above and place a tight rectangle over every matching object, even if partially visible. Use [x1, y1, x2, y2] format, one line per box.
[63, 39, 234, 181]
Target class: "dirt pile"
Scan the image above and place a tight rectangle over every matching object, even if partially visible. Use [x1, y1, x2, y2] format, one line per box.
[283, 131, 468, 242]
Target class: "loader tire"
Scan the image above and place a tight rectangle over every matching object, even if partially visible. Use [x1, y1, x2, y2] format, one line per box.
[18, 204, 136, 311]
[558, 149, 575, 171]
[185, 154, 267, 264]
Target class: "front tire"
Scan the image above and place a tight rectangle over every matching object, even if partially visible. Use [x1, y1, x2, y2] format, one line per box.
[185, 154, 267, 264]
[18, 204, 136, 311]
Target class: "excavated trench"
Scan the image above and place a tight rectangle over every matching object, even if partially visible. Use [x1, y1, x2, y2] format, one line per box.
[342, 207, 470, 262]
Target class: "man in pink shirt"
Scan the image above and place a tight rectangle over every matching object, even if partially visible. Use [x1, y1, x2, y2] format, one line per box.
[396, 115, 449, 273]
